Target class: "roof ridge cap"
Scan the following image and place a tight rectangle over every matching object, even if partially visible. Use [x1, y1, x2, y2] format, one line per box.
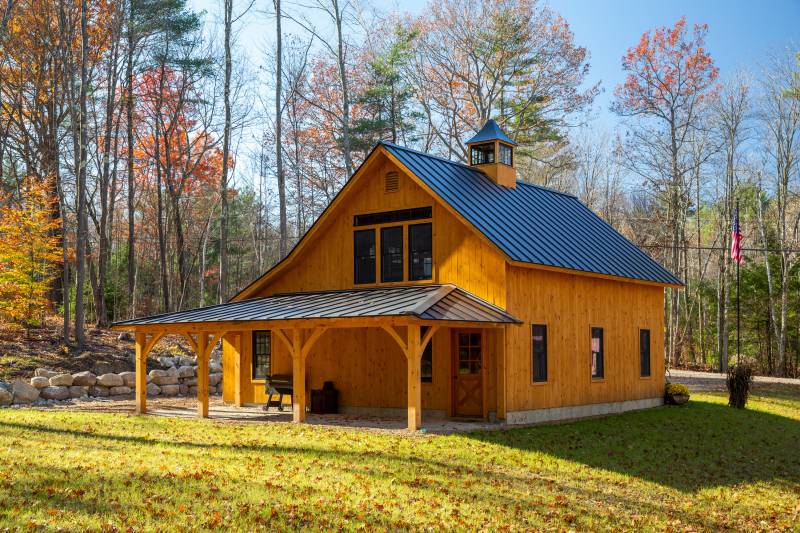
[379, 141, 479, 172]
[406, 284, 456, 317]
[514, 179, 577, 199]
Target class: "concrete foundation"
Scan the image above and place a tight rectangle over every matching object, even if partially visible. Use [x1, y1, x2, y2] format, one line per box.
[506, 397, 664, 425]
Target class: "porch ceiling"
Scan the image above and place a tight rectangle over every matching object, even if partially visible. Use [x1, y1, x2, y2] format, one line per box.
[112, 284, 522, 329]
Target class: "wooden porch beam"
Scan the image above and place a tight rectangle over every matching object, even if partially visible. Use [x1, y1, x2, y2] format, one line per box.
[380, 324, 407, 353]
[182, 332, 198, 353]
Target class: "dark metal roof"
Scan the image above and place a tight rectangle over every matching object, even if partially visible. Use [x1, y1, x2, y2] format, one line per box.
[114, 285, 521, 327]
[466, 119, 516, 146]
[382, 142, 682, 286]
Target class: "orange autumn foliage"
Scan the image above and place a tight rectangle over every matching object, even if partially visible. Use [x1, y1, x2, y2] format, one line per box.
[0, 179, 62, 326]
[614, 16, 719, 117]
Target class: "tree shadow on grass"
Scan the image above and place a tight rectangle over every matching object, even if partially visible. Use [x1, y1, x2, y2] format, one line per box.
[466, 399, 800, 493]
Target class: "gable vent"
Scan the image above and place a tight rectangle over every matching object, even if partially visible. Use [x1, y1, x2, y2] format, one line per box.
[384, 171, 399, 193]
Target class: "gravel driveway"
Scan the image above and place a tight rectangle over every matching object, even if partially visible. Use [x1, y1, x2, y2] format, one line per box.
[667, 368, 800, 392]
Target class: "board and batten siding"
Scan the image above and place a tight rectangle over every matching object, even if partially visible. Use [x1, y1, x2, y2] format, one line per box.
[503, 265, 665, 414]
[258, 153, 506, 307]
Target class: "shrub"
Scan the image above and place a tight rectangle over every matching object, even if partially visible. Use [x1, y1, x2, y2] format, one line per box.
[727, 364, 754, 409]
[665, 383, 689, 396]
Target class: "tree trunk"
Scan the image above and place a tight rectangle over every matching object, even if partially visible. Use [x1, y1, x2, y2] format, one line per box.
[275, 0, 287, 258]
[126, 0, 137, 318]
[219, 0, 232, 300]
[74, 0, 90, 348]
[332, 0, 352, 178]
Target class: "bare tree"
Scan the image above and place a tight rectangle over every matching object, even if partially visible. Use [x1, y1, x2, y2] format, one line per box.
[710, 76, 751, 371]
[756, 52, 800, 376]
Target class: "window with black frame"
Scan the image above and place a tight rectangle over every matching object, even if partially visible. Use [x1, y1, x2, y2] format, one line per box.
[640, 329, 651, 377]
[354, 229, 376, 284]
[532, 324, 547, 382]
[381, 226, 403, 282]
[252, 331, 271, 380]
[409, 223, 432, 280]
[421, 342, 433, 383]
[499, 143, 513, 166]
[470, 143, 495, 165]
[591, 327, 604, 379]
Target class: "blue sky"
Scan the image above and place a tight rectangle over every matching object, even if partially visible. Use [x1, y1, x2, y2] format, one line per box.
[191, 0, 799, 133]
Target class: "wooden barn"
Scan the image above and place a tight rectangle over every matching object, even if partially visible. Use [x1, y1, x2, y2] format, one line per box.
[114, 120, 682, 431]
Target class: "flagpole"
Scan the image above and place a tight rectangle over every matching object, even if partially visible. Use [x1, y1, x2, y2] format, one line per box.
[736, 199, 741, 366]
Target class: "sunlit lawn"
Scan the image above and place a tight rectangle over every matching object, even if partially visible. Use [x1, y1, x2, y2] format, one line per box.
[0, 388, 798, 531]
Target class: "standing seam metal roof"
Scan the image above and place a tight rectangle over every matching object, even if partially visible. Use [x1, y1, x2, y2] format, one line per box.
[113, 285, 521, 326]
[382, 141, 682, 286]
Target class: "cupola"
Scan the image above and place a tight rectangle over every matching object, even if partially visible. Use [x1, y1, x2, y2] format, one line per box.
[466, 119, 516, 188]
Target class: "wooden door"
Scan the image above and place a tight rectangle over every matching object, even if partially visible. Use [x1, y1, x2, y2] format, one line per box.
[452, 330, 483, 417]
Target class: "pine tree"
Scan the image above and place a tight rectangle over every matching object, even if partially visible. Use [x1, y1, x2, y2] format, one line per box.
[351, 26, 419, 154]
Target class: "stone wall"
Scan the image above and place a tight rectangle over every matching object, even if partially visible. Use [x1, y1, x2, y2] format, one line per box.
[0, 353, 223, 407]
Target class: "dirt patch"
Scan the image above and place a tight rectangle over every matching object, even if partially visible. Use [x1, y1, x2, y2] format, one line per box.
[0, 317, 194, 381]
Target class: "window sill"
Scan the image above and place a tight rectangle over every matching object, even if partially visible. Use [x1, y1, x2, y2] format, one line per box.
[591, 378, 605, 383]
[639, 375, 652, 380]
[354, 279, 434, 288]
[532, 380, 549, 386]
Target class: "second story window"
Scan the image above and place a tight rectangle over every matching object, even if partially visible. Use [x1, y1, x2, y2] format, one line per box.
[381, 226, 403, 282]
[470, 143, 494, 165]
[409, 223, 432, 280]
[354, 229, 376, 284]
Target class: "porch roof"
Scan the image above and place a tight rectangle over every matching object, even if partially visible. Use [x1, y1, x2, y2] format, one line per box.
[113, 284, 521, 328]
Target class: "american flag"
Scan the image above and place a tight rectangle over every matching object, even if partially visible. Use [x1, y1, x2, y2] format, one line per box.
[731, 207, 743, 264]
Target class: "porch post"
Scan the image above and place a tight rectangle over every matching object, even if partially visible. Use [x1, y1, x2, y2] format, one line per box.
[197, 333, 209, 418]
[291, 329, 306, 423]
[406, 324, 422, 431]
[135, 332, 147, 414]
[233, 333, 243, 407]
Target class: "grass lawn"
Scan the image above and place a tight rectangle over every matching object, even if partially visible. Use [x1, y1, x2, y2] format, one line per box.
[0, 389, 798, 531]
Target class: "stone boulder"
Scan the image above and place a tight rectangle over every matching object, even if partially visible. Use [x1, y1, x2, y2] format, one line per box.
[183, 377, 198, 387]
[176, 365, 195, 378]
[34, 368, 58, 379]
[146, 383, 161, 397]
[210, 361, 222, 373]
[152, 375, 179, 386]
[188, 385, 198, 396]
[69, 386, 88, 398]
[88, 386, 109, 397]
[40, 386, 70, 401]
[179, 384, 188, 395]
[160, 384, 180, 396]
[109, 386, 132, 396]
[12, 381, 39, 403]
[158, 356, 176, 368]
[208, 373, 223, 387]
[96, 373, 124, 387]
[119, 372, 136, 388]
[49, 374, 74, 387]
[30, 376, 50, 389]
[0, 388, 11, 406]
[72, 371, 96, 387]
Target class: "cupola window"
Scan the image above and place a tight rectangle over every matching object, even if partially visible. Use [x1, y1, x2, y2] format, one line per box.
[470, 143, 495, 165]
[499, 143, 513, 166]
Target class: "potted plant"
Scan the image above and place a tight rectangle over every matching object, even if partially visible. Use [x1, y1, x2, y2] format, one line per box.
[665, 383, 690, 405]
